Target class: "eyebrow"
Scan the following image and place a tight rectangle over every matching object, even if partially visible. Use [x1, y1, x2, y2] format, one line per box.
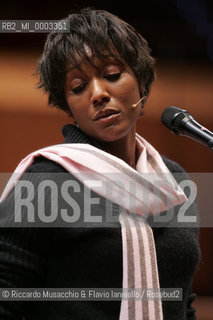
[66, 62, 100, 77]
[66, 65, 81, 73]
[66, 57, 124, 76]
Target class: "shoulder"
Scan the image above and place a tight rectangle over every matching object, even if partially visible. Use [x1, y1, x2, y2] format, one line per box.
[161, 155, 186, 174]
[161, 155, 191, 186]
[25, 156, 68, 173]
[161, 156, 197, 216]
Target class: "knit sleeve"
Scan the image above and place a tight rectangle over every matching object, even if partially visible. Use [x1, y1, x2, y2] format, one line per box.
[160, 155, 200, 320]
[0, 158, 67, 319]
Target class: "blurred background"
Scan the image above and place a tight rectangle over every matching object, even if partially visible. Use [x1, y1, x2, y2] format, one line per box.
[0, 0, 213, 318]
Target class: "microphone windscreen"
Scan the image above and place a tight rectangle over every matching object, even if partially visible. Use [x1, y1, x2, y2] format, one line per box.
[161, 106, 183, 129]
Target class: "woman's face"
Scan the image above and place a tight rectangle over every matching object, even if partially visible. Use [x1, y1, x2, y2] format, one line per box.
[64, 55, 142, 142]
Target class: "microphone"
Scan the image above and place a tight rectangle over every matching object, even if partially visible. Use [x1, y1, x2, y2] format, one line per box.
[132, 96, 147, 109]
[161, 106, 213, 151]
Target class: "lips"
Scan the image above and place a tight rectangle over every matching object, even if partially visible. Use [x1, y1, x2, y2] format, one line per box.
[93, 109, 120, 121]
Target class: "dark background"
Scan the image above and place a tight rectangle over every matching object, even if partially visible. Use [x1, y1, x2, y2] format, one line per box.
[1, 0, 213, 62]
[1, 0, 213, 318]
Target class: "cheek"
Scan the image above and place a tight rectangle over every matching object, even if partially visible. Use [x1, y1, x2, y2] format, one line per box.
[64, 82, 82, 117]
[65, 94, 82, 118]
[119, 89, 140, 112]
[68, 100, 90, 125]
[118, 76, 140, 104]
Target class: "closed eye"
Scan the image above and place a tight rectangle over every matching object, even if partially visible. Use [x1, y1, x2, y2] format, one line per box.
[71, 83, 87, 94]
[105, 73, 121, 81]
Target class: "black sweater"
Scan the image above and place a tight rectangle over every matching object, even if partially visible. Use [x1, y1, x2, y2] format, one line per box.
[0, 124, 200, 319]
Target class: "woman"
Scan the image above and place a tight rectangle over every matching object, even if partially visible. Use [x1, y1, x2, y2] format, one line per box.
[0, 8, 200, 320]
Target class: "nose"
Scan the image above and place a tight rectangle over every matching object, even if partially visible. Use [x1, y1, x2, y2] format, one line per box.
[90, 78, 110, 106]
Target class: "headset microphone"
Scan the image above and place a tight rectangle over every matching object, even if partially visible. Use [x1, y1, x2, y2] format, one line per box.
[132, 96, 146, 109]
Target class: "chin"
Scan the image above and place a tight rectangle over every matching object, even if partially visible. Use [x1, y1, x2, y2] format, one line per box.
[94, 127, 131, 143]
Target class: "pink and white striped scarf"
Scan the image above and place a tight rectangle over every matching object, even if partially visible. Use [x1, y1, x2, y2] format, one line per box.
[0, 133, 187, 319]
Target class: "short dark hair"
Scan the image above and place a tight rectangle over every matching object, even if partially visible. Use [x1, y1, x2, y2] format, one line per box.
[36, 8, 156, 115]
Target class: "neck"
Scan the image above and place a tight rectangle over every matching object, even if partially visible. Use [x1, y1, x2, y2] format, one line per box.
[97, 128, 137, 168]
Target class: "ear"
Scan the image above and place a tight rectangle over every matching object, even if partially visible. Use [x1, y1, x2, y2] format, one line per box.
[66, 109, 74, 118]
[139, 89, 147, 108]
[139, 87, 146, 98]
